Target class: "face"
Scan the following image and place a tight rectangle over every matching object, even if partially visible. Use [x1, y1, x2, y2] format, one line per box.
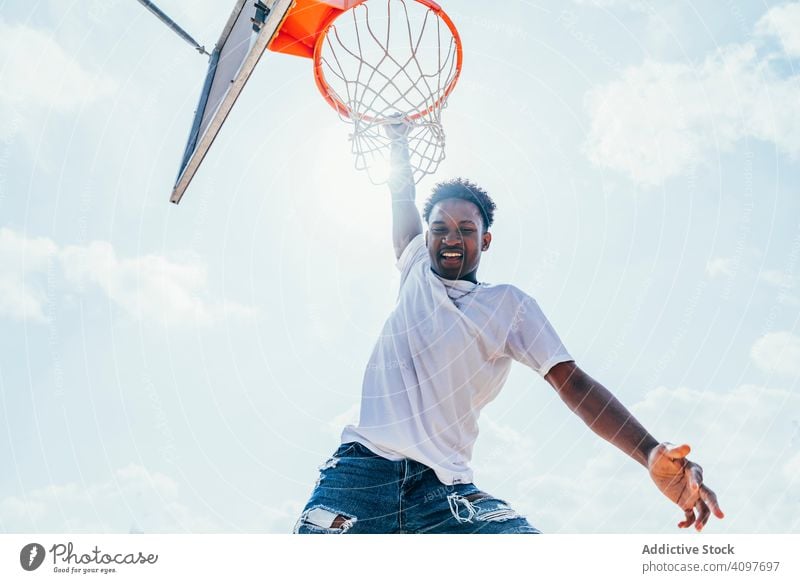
[426, 198, 492, 282]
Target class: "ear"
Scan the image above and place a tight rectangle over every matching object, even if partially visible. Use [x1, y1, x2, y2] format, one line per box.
[481, 231, 492, 252]
[425, 230, 429, 247]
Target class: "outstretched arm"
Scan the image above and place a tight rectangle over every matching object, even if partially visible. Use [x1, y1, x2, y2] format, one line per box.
[545, 360, 724, 530]
[385, 122, 422, 260]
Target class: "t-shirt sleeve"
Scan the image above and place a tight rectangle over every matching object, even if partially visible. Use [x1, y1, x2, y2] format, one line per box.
[503, 289, 573, 377]
[395, 233, 427, 286]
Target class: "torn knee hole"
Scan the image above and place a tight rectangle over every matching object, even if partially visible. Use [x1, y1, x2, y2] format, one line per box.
[452, 492, 521, 523]
[298, 506, 357, 533]
[465, 492, 491, 503]
[318, 457, 340, 471]
[477, 507, 521, 522]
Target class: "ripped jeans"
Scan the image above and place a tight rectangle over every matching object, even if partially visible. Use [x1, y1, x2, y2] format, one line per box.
[293, 442, 540, 534]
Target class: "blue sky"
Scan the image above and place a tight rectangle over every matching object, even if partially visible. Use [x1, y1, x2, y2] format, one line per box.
[1, 0, 799, 533]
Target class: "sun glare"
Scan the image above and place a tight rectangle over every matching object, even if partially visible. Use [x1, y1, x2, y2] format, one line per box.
[311, 125, 389, 234]
[367, 154, 392, 184]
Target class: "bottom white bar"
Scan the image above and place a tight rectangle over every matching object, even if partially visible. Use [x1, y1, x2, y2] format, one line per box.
[1, 534, 797, 582]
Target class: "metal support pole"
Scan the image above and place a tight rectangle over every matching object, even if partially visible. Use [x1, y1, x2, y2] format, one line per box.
[135, 0, 209, 55]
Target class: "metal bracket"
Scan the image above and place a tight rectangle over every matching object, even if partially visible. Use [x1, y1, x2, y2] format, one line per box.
[252, 1, 271, 32]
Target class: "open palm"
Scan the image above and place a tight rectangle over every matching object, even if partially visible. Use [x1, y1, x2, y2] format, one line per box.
[648, 443, 725, 531]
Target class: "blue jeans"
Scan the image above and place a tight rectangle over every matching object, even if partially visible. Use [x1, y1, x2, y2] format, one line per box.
[294, 442, 540, 534]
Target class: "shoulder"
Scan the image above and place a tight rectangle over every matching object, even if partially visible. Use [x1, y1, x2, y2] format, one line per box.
[477, 284, 543, 325]
[485, 284, 561, 333]
[482, 283, 536, 306]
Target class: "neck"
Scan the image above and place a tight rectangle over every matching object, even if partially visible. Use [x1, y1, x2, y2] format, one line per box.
[431, 267, 479, 284]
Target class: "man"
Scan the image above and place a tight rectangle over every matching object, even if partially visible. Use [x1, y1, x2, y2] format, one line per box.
[293, 124, 724, 534]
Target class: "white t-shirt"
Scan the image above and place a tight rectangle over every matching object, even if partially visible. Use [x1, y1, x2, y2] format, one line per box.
[341, 234, 573, 484]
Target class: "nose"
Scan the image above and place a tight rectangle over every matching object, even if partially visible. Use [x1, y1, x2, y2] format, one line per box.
[441, 231, 462, 246]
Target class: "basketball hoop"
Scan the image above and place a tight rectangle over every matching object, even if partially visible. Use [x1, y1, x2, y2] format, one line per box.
[271, 0, 463, 184]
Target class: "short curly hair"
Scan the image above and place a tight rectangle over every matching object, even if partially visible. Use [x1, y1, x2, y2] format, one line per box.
[422, 178, 496, 231]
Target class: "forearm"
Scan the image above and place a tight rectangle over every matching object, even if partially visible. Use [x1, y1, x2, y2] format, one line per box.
[557, 370, 659, 467]
[389, 139, 422, 257]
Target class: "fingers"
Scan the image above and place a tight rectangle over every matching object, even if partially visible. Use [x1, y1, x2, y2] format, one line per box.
[695, 499, 710, 531]
[679, 486, 724, 530]
[678, 507, 695, 529]
[665, 443, 691, 460]
[653, 442, 725, 530]
[383, 116, 411, 141]
[688, 464, 703, 492]
[699, 485, 725, 519]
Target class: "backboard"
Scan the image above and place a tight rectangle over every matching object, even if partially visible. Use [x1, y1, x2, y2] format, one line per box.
[171, 0, 460, 201]
[170, 0, 295, 204]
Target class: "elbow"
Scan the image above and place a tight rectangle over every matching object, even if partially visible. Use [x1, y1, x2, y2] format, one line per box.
[545, 360, 583, 395]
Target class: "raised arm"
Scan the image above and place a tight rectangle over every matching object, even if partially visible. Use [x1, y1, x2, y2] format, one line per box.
[385, 122, 422, 260]
[545, 360, 724, 530]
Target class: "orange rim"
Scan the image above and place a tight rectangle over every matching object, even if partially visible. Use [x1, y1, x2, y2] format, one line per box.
[312, 0, 462, 122]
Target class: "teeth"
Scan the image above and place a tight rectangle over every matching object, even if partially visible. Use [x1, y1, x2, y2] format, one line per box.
[442, 253, 462, 258]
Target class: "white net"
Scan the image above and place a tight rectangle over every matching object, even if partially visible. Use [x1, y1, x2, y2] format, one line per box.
[316, 0, 461, 184]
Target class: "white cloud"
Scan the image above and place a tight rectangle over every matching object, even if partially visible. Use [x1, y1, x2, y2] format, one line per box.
[585, 20, 800, 185]
[760, 269, 798, 289]
[0, 495, 46, 522]
[706, 257, 736, 278]
[473, 382, 800, 532]
[114, 463, 180, 499]
[750, 331, 800, 377]
[61, 241, 214, 325]
[260, 498, 306, 533]
[756, 1, 800, 58]
[0, 228, 57, 321]
[759, 269, 800, 306]
[0, 228, 257, 325]
[628, 383, 800, 532]
[0, 463, 215, 532]
[0, 20, 116, 111]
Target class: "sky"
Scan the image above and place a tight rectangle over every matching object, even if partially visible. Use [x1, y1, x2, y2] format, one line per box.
[0, 0, 798, 534]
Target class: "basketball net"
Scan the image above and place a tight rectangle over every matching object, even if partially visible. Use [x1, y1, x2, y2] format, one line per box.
[315, 0, 462, 184]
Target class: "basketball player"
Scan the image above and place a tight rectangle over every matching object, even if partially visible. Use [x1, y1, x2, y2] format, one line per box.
[293, 124, 724, 534]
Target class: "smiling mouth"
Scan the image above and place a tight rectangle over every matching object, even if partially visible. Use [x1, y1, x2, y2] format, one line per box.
[440, 251, 463, 260]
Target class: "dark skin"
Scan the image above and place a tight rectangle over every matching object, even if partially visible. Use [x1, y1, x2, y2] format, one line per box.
[426, 199, 491, 283]
[544, 362, 724, 530]
[334, 122, 726, 533]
